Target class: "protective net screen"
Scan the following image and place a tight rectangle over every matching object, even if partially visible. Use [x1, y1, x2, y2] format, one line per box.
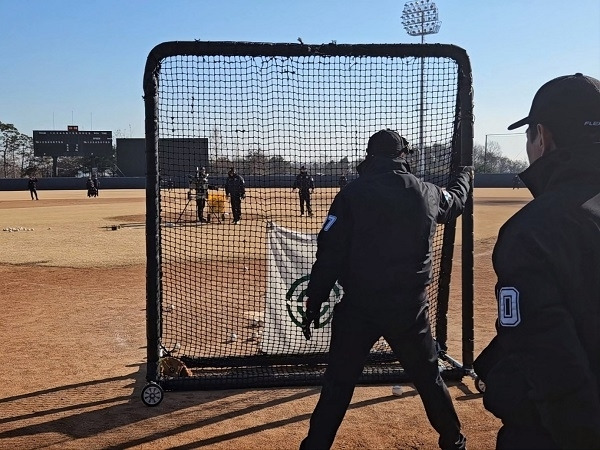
[144, 42, 473, 389]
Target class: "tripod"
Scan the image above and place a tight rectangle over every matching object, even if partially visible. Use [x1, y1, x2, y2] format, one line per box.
[175, 190, 196, 224]
[176, 190, 219, 224]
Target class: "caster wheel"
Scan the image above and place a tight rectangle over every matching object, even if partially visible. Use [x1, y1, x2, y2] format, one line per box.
[141, 382, 164, 406]
[474, 376, 486, 393]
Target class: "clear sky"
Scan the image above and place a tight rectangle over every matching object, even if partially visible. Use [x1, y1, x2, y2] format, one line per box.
[1, 0, 599, 162]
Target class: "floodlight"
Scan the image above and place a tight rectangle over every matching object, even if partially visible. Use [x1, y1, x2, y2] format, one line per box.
[401, 0, 441, 42]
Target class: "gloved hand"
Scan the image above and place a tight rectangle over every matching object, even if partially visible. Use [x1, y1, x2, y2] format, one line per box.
[302, 299, 320, 340]
[459, 165, 475, 180]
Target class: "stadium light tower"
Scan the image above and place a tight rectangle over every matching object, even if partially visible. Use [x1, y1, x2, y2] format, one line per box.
[401, 0, 442, 44]
[402, 0, 441, 176]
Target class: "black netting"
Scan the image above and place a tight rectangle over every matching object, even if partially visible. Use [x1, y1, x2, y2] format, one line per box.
[144, 42, 473, 389]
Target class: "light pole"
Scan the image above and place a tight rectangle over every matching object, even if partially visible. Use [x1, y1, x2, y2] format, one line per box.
[402, 0, 441, 177]
[484, 132, 525, 173]
[234, 129, 246, 162]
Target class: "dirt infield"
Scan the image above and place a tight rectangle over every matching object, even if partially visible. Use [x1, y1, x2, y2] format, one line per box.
[0, 187, 533, 449]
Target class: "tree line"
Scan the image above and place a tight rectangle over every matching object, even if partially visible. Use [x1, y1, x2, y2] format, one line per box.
[1, 121, 527, 178]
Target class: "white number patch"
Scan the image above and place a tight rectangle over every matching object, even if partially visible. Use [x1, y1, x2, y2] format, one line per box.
[498, 287, 521, 327]
[323, 214, 337, 231]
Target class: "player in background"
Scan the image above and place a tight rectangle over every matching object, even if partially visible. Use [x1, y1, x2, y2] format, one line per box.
[512, 174, 521, 189]
[27, 175, 39, 200]
[474, 74, 600, 449]
[92, 176, 100, 196]
[86, 176, 97, 197]
[300, 129, 473, 450]
[189, 167, 217, 223]
[224, 167, 246, 224]
[338, 173, 348, 190]
[292, 166, 315, 216]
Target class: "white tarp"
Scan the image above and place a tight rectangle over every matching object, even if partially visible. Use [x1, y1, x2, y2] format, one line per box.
[260, 222, 342, 354]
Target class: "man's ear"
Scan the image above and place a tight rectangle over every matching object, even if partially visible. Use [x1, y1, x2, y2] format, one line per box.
[538, 124, 557, 156]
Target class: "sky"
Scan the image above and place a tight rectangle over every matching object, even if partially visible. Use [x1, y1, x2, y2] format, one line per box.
[1, 0, 599, 163]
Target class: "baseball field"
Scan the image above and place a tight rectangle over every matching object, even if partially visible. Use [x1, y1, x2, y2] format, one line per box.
[0, 186, 532, 449]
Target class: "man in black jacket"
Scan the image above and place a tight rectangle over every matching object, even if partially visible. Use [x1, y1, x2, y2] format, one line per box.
[292, 166, 315, 216]
[473, 73, 600, 449]
[224, 167, 246, 224]
[300, 129, 472, 450]
[27, 175, 39, 200]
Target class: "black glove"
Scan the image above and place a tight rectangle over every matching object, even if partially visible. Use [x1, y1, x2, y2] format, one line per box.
[302, 301, 320, 340]
[459, 165, 475, 180]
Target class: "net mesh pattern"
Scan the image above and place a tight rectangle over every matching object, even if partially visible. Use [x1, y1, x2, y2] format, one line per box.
[147, 44, 468, 389]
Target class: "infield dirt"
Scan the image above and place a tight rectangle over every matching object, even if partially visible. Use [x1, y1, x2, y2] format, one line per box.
[0, 187, 532, 449]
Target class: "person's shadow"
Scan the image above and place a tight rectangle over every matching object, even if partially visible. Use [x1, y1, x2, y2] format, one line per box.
[0, 361, 318, 448]
[0, 363, 479, 448]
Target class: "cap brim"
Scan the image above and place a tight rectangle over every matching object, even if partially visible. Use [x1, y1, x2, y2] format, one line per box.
[507, 117, 529, 130]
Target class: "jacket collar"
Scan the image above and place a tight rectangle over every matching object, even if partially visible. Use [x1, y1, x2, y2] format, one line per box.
[520, 143, 600, 197]
[356, 155, 412, 177]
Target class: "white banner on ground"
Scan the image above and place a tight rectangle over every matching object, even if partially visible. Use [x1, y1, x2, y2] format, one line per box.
[260, 222, 342, 355]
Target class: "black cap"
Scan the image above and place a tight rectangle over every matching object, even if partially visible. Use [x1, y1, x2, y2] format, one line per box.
[508, 73, 600, 131]
[366, 129, 410, 157]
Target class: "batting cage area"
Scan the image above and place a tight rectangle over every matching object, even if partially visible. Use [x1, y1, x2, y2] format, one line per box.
[142, 41, 474, 405]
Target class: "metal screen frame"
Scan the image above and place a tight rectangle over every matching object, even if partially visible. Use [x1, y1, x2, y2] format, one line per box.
[143, 41, 474, 395]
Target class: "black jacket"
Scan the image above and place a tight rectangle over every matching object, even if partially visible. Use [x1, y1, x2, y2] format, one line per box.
[306, 155, 471, 317]
[474, 144, 600, 448]
[293, 173, 315, 193]
[224, 174, 245, 198]
[190, 176, 217, 200]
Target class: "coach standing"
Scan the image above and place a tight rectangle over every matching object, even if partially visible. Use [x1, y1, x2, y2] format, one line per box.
[300, 129, 472, 450]
[27, 175, 39, 200]
[473, 74, 600, 449]
[292, 166, 315, 216]
[224, 167, 245, 224]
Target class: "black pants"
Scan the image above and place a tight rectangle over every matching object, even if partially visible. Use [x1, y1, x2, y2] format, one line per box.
[301, 299, 464, 450]
[29, 188, 38, 200]
[299, 191, 312, 215]
[196, 198, 207, 221]
[230, 196, 242, 221]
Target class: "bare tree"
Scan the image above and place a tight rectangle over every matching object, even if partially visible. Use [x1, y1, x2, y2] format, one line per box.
[473, 142, 528, 174]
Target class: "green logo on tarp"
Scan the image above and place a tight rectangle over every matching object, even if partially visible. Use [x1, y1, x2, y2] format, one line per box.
[285, 274, 341, 328]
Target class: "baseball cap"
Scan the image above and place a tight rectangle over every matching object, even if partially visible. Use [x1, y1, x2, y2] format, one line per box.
[366, 129, 411, 157]
[508, 73, 600, 131]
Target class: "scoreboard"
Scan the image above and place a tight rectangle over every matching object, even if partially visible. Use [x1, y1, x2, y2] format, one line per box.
[33, 130, 113, 157]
